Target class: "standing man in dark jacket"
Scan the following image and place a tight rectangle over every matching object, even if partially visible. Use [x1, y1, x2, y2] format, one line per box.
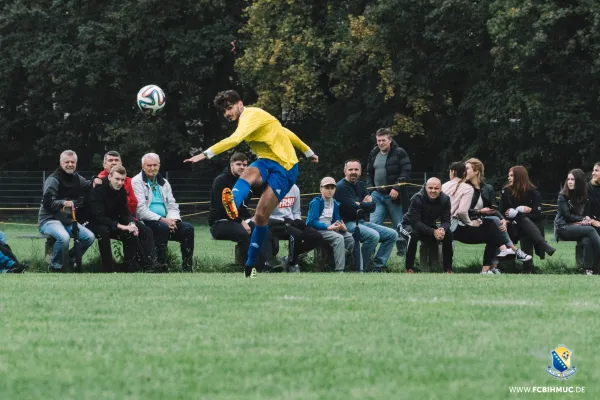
[38, 150, 96, 272]
[335, 159, 398, 272]
[366, 128, 412, 256]
[88, 166, 154, 272]
[400, 178, 453, 273]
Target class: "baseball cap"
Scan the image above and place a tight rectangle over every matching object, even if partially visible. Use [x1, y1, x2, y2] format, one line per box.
[320, 177, 336, 187]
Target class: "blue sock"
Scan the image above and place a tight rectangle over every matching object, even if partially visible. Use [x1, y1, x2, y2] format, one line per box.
[247, 224, 268, 267]
[232, 178, 251, 209]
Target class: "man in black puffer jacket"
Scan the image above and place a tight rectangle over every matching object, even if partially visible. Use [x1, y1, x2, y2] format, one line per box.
[366, 128, 412, 255]
[88, 166, 155, 272]
[399, 178, 453, 273]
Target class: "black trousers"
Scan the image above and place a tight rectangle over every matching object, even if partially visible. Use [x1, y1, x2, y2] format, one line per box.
[209, 220, 275, 266]
[143, 220, 195, 271]
[405, 228, 453, 271]
[269, 218, 323, 265]
[88, 221, 152, 272]
[454, 219, 506, 266]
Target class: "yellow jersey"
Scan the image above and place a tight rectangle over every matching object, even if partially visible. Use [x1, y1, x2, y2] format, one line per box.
[205, 107, 314, 170]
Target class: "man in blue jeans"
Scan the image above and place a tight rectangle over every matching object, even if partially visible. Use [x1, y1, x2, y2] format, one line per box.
[366, 128, 412, 256]
[335, 160, 398, 272]
[38, 150, 96, 272]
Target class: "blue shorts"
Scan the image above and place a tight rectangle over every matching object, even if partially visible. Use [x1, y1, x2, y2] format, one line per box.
[250, 159, 298, 202]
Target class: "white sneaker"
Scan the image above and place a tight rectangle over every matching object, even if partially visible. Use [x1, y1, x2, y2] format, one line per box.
[497, 248, 515, 258]
[515, 249, 532, 262]
[585, 269, 593, 276]
[491, 268, 502, 274]
[480, 270, 495, 275]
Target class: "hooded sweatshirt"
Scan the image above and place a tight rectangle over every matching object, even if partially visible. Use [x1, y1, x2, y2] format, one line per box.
[402, 184, 451, 236]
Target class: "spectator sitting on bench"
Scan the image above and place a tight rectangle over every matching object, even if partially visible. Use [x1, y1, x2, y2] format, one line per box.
[500, 165, 556, 273]
[442, 161, 509, 275]
[554, 169, 600, 275]
[0, 232, 27, 273]
[88, 166, 156, 273]
[399, 178, 453, 273]
[307, 177, 359, 272]
[465, 158, 532, 274]
[208, 152, 277, 270]
[335, 159, 398, 272]
[132, 153, 195, 272]
[269, 184, 323, 273]
[93, 150, 156, 268]
[38, 150, 96, 273]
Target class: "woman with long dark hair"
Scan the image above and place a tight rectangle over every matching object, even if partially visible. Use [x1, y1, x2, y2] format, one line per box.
[554, 169, 600, 274]
[442, 161, 511, 274]
[500, 166, 556, 273]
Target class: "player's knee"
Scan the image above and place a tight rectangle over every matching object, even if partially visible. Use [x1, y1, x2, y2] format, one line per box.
[254, 212, 269, 226]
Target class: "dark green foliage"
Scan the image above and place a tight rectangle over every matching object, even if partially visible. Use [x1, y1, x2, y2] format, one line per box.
[1, 0, 599, 186]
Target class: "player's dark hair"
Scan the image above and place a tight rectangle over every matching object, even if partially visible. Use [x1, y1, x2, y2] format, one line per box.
[230, 152, 248, 163]
[214, 90, 242, 111]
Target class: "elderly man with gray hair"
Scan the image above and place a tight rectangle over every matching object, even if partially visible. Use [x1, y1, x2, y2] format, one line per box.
[132, 153, 195, 271]
[38, 150, 96, 272]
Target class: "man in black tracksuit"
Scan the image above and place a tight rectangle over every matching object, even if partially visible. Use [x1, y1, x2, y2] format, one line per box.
[400, 178, 453, 273]
[209, 153, 274, 268]
[88, 166, 154, 272]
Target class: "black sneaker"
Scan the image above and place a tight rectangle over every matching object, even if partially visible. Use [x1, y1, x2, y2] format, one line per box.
[6, 263, 27, 273]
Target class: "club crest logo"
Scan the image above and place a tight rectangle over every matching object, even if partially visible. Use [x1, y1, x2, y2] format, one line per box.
[547, 345, 577, 380]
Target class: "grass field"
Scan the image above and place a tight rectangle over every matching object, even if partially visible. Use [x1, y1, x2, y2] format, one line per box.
[1, 274, 598, 399]
[0, 222, 585, 274]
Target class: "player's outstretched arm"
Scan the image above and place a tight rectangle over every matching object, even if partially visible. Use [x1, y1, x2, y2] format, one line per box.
[282, 127, 318, 163]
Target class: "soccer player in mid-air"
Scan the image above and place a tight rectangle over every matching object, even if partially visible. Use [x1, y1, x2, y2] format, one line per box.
[184, 90, 318, 278]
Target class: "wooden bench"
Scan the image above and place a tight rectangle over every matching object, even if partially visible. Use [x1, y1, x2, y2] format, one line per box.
[16, 234, 55, 264]
[418, 241, 444, 272]
[313, 243, 359, 272]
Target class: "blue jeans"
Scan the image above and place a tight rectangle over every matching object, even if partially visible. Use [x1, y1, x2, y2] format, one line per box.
[39, 220, 95, 270]
[346, 220, 398, 269]
[370, 191, 404, 255]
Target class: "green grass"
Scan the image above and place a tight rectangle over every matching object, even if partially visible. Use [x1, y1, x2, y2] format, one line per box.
[0, 222, 583, 274]
[1, 274, 598, 399]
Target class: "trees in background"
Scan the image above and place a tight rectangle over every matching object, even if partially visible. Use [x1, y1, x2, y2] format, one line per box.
[1, 0, 599, 186]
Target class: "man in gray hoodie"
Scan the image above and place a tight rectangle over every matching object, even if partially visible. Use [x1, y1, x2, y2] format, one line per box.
[38, 150, 96, 272]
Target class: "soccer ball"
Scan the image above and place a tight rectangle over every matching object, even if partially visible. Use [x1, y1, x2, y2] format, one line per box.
[136, 85, 165, 115]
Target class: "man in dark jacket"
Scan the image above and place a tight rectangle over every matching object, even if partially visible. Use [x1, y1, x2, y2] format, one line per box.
[400, 178, 453, 273]
[88, 166, 154, 272]
[209, 153, 275, 269]
[335, 159, 398, 272]
[38, 150, 96, 272]
[366, 128, 412, 255]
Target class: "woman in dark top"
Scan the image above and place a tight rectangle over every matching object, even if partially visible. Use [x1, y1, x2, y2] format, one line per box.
[554, 169, 600, 274]
[500, 166, 556, 273]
